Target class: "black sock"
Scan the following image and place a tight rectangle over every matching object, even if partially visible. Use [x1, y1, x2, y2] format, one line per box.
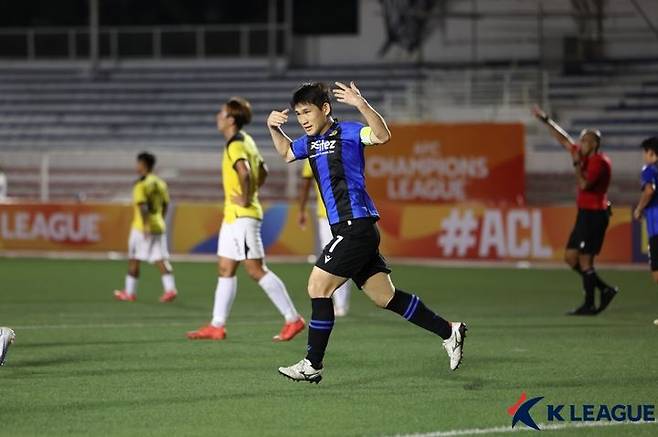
[582, 269, 596, 307]
[576, 264, 611, 291]
[592, 270, 612, 290]
[385, 289, 452, 340]
[305, 298, 334, 369]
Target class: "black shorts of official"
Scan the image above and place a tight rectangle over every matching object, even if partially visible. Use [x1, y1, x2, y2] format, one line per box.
[315, 217, 391, 289]
[649, 235, 658, 271]
[566, 209, 609, 255]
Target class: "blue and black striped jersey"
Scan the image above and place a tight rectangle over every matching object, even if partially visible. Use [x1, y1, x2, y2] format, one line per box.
[291, 121, 379, 225]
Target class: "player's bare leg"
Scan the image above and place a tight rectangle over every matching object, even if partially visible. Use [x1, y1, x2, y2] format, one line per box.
[114, 259, 140, 302]
[278, 267, 344, 383]
[155, 259, 178, 303]
[564, 249, 579, 270]
[244, 258, 305, 341]
[362, 272, 466, 371]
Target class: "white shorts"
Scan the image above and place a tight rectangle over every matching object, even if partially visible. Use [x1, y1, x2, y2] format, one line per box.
[217, 218, 265, 261]
[317, 216, 333, 249]
[128, 229, 170, 263]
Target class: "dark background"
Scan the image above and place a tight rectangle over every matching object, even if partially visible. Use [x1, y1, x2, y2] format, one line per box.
[0, 0, 358, 34]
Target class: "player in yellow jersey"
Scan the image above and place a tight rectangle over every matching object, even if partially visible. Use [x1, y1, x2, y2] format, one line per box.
[299, 160, 351, 316]
[187, 97, 304, 341]
[114, 152, 178, 303]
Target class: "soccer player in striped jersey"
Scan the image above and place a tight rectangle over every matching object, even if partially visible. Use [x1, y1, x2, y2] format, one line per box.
[633, 136, 658, 326]
[268, 82, 467, 383]
[114, 152, 178, 303]
[187, 97, 305, 342]
[532, 106, 618, 315]
[299, 160, 351, 317]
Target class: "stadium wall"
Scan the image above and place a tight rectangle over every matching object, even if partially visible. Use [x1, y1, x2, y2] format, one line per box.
[292, 0, 658, 66]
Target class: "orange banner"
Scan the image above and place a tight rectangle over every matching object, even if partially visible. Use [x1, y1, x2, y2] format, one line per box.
[0, 202, 132, 251]
[377, 203, 631, 262]
[0, 201, 634, 263]
[365, 123, 525, 205]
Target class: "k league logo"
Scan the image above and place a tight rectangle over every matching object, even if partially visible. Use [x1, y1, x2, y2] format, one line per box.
[507, 392, 656, 431]
[508, 392, 543, 431]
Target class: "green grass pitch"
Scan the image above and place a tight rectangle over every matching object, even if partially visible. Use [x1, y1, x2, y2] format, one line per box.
[0, 258, 656, 436]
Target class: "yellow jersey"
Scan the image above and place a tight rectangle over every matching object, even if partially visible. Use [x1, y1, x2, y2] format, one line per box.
[301, 160, 327, 219]
[222, 131, 264, 223]
[132, 173, 169, 234]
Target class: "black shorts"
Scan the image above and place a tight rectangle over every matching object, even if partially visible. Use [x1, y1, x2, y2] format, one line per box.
[649, 235, 658, 271]
[315, 218, 391, 289]
[566, 209, 609, 255]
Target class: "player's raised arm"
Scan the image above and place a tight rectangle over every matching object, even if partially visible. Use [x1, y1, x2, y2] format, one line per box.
[267, 109, 296, 162]
[532, 105, 576, 154]
[333, 81, 391, 145]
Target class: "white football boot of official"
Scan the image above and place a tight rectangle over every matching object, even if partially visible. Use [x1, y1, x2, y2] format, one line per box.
[0, 327, 16, 366]
[442, 322, 467, 371]
[278, 358, 323, 384]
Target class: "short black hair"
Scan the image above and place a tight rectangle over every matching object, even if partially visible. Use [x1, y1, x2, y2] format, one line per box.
[137, 152, 156, 171]
[641, 136, 658, 155]
[290, 82, 331, 113]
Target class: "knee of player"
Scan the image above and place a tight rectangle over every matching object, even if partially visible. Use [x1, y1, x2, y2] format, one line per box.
[563, 253, 577, 267]
[371, 295, 388, 308]
[245, 265, 266, 281]
[218, 264, 234, 277]
[306, 280, 329, 298]
[159, 260, 173, 274]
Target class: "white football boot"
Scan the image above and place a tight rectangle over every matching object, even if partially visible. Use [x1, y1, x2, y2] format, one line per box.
[278, 358, 323, 384]
[442, 322, 467, 371]
[0, 327, 16, 366]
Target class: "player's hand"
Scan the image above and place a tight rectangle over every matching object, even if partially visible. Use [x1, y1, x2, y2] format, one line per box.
[267, 109, 289, 129]
[298, 210, 308, 229]
[633, 207, 643, 220]
[531, 104, 547, 119]
[333, 81, 366, 108]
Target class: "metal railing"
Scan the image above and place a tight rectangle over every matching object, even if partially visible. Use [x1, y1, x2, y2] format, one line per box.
[382, 68, 550, 122]
[0, 23, 289, 60]
[0, 149, 297, 202]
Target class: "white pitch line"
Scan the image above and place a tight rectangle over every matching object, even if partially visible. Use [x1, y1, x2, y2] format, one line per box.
[391, 420, 657, 437]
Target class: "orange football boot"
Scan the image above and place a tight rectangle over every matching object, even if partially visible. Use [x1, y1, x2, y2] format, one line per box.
[113, 290, 136, 302]
[187, 324, 226, 340]
[159, 290, 178, 303]
[273, 317, 306, 342]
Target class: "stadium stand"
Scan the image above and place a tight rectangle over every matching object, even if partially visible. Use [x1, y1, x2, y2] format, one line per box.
[0, 57, 655, 204]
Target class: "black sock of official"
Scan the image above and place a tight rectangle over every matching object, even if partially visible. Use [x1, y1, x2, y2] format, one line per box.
[305, 298, 334, 369]
[385, 289, 452, 340]
[582, 269, 596, 307]
[592, 270, 612, 290]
